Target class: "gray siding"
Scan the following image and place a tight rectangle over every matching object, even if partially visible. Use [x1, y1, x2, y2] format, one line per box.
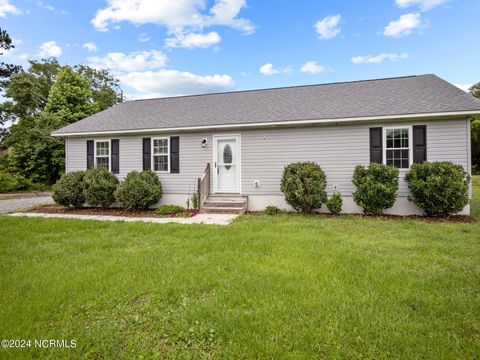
[66, 118, 469, 198]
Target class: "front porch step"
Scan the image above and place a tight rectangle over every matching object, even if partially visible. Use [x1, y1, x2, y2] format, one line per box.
[201, 195, 247, 214]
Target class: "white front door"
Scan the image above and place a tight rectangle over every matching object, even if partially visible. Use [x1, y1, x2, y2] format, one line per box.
[213, 135, 240, 193]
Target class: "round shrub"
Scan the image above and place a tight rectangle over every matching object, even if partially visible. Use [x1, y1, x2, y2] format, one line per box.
[83, 168, 119, 207]
[280, 162, 327, 213]
[52, 171, 86, 208]
[115, 170, 163, 210]
[405, 162, 470, 216]
[352, 163, 399, 215]
[327, 193, 343, 215]
[264, 205, 280, 215]
[156, 205, 185, 215]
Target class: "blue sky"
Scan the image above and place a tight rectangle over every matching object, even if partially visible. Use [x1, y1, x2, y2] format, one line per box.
[1, 0, 479, 99]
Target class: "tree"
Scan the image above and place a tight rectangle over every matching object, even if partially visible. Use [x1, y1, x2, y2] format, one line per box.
[1, 59, 62, 127]
[7, 115, 64, 184]
[0, 27, 22, 89]
[470, 83, 480, 173]
[1, 58, 123, 183]
[470, 83, 480, 99]
[75, 65, 123, 111]
[44, 67, 100, 127]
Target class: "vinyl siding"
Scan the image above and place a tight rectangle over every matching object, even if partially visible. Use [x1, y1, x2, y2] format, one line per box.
[65, 118, 469, 198]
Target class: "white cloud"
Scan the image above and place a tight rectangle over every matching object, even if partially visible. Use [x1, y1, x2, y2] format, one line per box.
[82, 42, 98, 52]
[37, 41, 62, 57]
[208, 0, 255, 34]
[351, 52, 409, 64]
[0, 0, 20, 17]
[454, 83, 472, 93]
[91, 0, 255, 44]
[314, 14, 341, 40]
[118, 69, 234, 98]
[166, 31, 221, 49]
[384, 13, 422, 37]
[259, 63, 290, 76]
[86, 47, 235, 98]
[88, 49, 167, 72]
[395, 0, 450, 11]
[300, 61, 326, 74]
[139, 33, 150, 43]
[36, 1, 67, 14]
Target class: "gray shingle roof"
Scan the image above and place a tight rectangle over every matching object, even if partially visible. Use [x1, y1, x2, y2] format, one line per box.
[53, 74, 480, 135]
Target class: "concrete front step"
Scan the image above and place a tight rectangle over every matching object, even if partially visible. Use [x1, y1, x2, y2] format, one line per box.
[203, 201, 246, 208]
[202, 206, 245, 214]
[201, 195, 247, 214]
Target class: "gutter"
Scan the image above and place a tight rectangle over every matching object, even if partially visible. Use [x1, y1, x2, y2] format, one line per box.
[51, 110, 480, 137]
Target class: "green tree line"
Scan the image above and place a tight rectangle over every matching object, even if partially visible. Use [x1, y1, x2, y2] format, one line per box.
[0, 27, 123, 187]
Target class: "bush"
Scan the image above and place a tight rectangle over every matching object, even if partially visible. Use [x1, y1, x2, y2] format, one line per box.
[156, 205, 185, 215]
[280, 162, 327, 213]
[405, 162, 470, 216]
[191, 191, 199, 211]
[352, 163, 399, 215]
[0, 170, 33, 192]
[115, 171, 162, 210]
[327, 193, 343, 215]
[264, 205, 280, 215]
[83, 168, 119, 207]
[52, 171, 86, 208]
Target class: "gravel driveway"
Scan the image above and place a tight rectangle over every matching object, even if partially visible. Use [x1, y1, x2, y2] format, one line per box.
[0, 196, 54, 214]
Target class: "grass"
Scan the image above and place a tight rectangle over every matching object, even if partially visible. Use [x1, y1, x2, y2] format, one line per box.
[0, 178, 479, 359]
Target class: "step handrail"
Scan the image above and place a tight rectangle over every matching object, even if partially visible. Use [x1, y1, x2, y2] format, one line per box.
[197, 163, 210, 210]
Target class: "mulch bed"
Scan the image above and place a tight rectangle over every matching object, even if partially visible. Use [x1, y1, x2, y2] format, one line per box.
[247, 211, 475, 223]
[28, 205, 197, 218]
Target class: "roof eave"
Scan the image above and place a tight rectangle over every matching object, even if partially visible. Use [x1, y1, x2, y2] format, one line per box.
[51, 109, 480, 138]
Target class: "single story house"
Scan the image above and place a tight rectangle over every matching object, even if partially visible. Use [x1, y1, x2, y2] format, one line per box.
[53, 74, 480, 215]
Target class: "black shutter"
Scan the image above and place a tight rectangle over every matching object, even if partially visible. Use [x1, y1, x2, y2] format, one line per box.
[170, 136, 179, 173]
[413, 125, 427, 163]
[142, 138, 151, 171]
[87, 140, 94, 169]
[111, 139, 120, 174]
[369, 127, 383, 163]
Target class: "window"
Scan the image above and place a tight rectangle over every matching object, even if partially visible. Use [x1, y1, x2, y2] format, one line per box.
[385, 127, 411, 169]
[95, 140, 110, 170]
[223, 144, 232, 170]
[152, 138, 169, 172]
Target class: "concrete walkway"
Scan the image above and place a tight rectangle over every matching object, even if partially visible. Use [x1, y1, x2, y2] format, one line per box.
[7, 212, 238, 225]
[0, 196, 54, 214]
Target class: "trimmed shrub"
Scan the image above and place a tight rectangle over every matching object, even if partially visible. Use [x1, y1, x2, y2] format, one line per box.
[83, 168, 119, 207]
[0, 170, 32, 192]
[280, 162, 327, 213]
[327, 193, 343, 215]
[352, 163, 399, 215]
[115, 171, 162, 210]
[52, 171, 86, 208]
[405, 162, 470, 216]
[156, 205, 185, 215]
[265, 205, 280, 215]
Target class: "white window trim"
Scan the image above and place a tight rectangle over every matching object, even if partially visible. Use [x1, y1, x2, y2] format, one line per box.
[151, 137, 170, 173]
[94, 139, 111, 171]
[383, 126, 413, 170]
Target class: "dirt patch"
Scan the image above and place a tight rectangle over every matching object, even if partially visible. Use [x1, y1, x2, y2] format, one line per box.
[28, 205, 197, 218]
[247, 211, 475, 223]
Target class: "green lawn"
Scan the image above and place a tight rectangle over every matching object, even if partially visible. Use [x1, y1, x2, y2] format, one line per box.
[0, 178, 479, 359]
